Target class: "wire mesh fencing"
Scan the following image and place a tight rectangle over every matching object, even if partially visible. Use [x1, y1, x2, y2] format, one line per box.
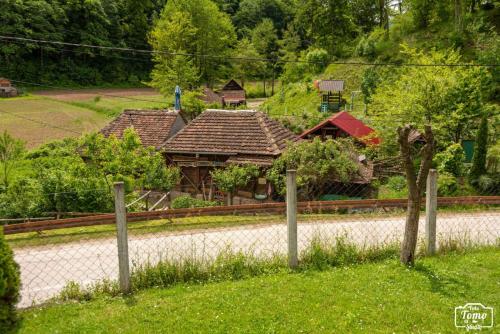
[5, 178, 500, 308]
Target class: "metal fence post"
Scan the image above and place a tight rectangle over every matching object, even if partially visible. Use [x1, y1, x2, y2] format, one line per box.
[425, 169, 437, 255]
[114, 182, 130, 293]
[286, 170, 298, 268]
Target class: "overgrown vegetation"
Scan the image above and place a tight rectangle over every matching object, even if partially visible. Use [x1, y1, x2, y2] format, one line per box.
[170, 196, 220, 209]
[210, 164, 260, 204]
[0, 129, 180, 218]
[0, 231, 20, 332]
[267, 138, 360, 199]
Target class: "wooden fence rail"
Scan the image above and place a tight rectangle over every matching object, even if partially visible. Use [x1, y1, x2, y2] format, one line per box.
[3, 196, 499, 235]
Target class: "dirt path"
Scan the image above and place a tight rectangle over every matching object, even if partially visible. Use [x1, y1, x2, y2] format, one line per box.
[14, 212, 500, 307]
[34, 88, 158, 101]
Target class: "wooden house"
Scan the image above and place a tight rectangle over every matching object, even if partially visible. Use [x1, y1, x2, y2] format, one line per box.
[300, 111, 380, 146]
[161, 109, 299, 200]
[220, 79, 246, 107]
[316, 80, 344, 112]
[100, 109, 186, 149]
[0, 78, 18, 98]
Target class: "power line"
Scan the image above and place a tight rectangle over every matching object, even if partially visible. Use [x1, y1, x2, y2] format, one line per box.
[0, 108, 81, 134]
[3, 38, 153, 64]
[1, 35, 498, 67]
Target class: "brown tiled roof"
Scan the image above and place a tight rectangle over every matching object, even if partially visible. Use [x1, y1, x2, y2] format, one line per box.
[162, 109, 299, 156]
[201, 88, 223, 105]
[100, 109, 184, 149]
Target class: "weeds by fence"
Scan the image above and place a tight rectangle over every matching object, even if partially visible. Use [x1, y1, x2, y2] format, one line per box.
[5, 171, 500, 308]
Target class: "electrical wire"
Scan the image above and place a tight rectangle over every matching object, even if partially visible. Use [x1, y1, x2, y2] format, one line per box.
[1, 35, 498, 67]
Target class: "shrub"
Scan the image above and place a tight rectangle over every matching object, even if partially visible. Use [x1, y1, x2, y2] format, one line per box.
[378, 176, 408, 199]
[434, 143, 465, 177]
[437, 172, 459, 196]
[171, 195, 219, 209]
[470, 114, 488, 180]
[0, 231, 20, 331]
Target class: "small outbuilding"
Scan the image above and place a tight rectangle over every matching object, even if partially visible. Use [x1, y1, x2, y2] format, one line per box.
[300, 111, 380, 146]
[316, 80, 344, 112]
[0, 78, 18, 98]
[220, 79, 246, 107]
[100, 109, 186, 149]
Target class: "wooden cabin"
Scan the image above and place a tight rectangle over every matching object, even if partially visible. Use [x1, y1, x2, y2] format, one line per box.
[300, 111, 380, 146]
[220, 79, 246, 107]
[100, 109, 186, 149]
[316, 80, 344, 112]
[161, 109, 299, 201]
[0, 78, 18, 98]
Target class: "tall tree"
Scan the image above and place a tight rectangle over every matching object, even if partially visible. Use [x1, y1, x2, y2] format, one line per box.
[149, 0, 236, 88]
[294, 0, 357, 57]
[149, 11, 199, 95]
[232, 38, 266, 87]
[0, 131, 24, 189]
[470, 114, 489, 180]
[370, 46, 491, 153]
[252, 19, 279, 95]
[398, 124, 435, 265]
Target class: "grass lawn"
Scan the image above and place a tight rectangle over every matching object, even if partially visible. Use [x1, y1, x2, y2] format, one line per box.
[18, 248, 499, 333]
[67, 94, 169, 117]
[0, 96, 109, 148]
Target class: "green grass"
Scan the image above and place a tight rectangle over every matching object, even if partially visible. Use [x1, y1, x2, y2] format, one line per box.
[261, 62, 368, 118]
[66, 94, 170, 117]
[0, 96, 108, 148]
[17, 248, 499, 333]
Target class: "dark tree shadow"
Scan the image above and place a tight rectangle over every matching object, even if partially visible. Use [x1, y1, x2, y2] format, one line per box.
[413, 263, 470, 297]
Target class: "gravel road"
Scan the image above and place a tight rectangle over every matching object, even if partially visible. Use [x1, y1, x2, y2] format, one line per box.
[14, 212, 499, 307]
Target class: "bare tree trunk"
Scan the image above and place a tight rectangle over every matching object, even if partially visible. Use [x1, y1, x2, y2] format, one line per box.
[271, 67, 275, 96]
[455, 0, 463, 32]
[398, 125, 435, 265]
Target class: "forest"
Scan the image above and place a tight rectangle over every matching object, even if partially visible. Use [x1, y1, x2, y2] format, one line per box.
[1, 0, 498, 88]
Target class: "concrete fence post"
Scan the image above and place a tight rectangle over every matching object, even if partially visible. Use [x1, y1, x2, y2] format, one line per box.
[286, 170, 298, 268]
[114, 182, 130, 293]
[425, 169, 437, 255]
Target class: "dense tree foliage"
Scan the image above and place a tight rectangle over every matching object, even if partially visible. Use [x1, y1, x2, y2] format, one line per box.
[0, 131, 24, 189]
[0, 230, 20, 331]
[370, 46, 492, 154]
[149, 0, 236, 90]
[210, 164, 259, 204]
[0, 130, 180, 218]
[0, 0, 167, 85]
[267, 138, 359, 199]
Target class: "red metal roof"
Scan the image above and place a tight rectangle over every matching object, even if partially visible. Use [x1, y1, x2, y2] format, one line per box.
[300, 111, 380, 145]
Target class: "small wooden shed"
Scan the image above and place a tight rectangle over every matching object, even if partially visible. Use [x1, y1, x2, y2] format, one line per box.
[316, 80, 344, 112]
[0, 78, 18, 98]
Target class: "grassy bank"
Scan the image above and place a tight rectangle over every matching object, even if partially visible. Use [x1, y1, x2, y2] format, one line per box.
[0, 96, 108, 148]
[17, 248, 499, 333]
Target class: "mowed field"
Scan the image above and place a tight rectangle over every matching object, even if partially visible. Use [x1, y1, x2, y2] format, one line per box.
[0, 88, 166, 148]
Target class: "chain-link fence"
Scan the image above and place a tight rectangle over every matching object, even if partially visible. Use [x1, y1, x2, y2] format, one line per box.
[5, 174, 500, 308]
